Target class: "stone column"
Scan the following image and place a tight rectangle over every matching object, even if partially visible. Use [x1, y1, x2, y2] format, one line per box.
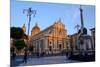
[44, 37, 48, 54]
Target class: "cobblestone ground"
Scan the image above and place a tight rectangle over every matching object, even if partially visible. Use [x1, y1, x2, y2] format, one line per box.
[11, 55, 80, 67]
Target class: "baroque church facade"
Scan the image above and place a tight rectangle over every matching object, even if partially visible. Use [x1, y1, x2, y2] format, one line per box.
[29, 19, 68, 54]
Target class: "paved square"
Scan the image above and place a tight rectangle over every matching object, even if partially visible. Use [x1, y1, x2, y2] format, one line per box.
[11, 56, 80, 66]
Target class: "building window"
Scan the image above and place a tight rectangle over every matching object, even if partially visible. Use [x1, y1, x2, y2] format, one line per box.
[59, 44, 61, 50]
[49, 46, 52, 51]
[50, 41, 52, 44]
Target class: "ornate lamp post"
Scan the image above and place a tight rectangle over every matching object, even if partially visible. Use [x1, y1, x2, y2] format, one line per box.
[23, 8, 36, 37]
[23, 8, 36, 54]
[75, 24, 80, 33]
[75, 24, 80, 50]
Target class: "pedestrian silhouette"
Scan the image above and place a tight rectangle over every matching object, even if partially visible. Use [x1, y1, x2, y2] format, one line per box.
[11, 48, 16, 61]
[23, 48, 28, 63]
[12, 51, 16, 60]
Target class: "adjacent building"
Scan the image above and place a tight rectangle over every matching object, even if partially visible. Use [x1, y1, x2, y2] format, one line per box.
[90, 28, 95, 50]
[69, 27, 95, 52]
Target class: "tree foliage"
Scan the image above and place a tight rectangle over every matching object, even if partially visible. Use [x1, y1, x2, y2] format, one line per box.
[14, 40, 26, 50]
[10, 27, 28, 50]
[10, 27, 26, 39]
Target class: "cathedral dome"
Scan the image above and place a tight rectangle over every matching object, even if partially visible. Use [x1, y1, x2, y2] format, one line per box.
[31, 23, 40, 36]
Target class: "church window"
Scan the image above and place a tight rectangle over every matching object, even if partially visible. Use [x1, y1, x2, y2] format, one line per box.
[49, 30, 52, 34]
[50, 41, 52, 44]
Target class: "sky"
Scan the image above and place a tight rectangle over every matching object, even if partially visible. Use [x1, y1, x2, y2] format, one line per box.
[10, 0, 95, 35]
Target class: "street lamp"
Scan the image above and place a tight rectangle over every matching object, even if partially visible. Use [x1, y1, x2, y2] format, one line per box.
[23, 8, 37, 55]
[75, 24, 80, 33]
[23, 7, 36, 37]
[75, 24, 80, 50]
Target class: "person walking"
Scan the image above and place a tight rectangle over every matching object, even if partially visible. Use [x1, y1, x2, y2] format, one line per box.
[65, 51, 68, 59]
[12, 51, 16, 60]
[23, 48, 28, 63]
[11, 48, 16, 61]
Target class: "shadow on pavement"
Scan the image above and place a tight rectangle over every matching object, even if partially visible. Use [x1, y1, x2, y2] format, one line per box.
[11, 59, 24, 67]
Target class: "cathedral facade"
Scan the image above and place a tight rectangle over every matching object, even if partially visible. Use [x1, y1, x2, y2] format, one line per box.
[30, 19, 68, 55]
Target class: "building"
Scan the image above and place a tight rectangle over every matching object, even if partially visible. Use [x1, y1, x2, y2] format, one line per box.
[67, 29, 95, 60]
[67, 6, 93, 52]
[69, 28, 94, 51]
[90, 28, 95, 50]
[78, 34, 93, 51]
[30, 19, 68, 55]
